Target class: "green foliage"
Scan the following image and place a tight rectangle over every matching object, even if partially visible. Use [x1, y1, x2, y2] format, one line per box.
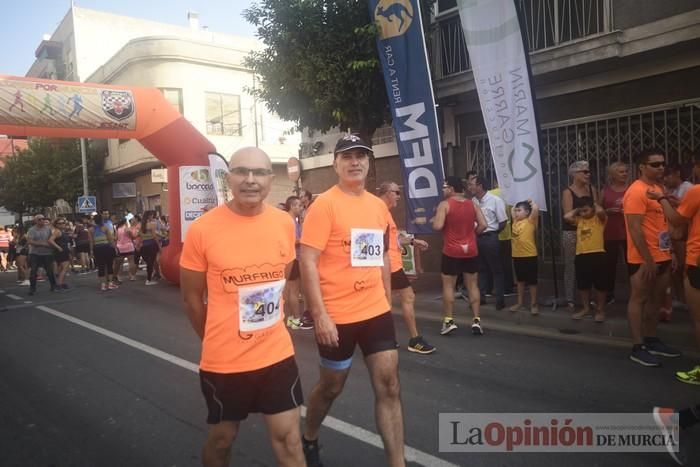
[0, 138, 102, 215]
[243, 0, 432, 140]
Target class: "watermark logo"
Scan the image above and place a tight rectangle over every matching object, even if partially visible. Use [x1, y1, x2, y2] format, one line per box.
[439, 413, 678, 453]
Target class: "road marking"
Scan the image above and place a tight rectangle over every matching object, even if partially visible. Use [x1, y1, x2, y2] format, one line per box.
[7, 294, 23, 300]
[36, 305, 458, 467]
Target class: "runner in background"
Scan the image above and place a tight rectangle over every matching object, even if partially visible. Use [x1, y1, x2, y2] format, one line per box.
[284, 195, 312, 330]
[0, 226, 11, 271]
[139, 211, 160, 285]
[52, 218, 72, 290]
[114, 218, 137, 282]
[90, 213, 118, 292]
[74, 217, 92, 273]
[14, 223, 29, 286]
[378, 180, 435, 354]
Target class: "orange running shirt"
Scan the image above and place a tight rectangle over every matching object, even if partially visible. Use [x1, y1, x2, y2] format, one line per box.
[623, 180, 671, 264]
[301, 186, 391, 324]
[678, 185, 700, 268]
[180, 204, 296, 373]
[387, 212, 403, 273]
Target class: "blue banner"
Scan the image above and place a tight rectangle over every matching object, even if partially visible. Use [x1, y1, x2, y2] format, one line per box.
[369, 0, 445, 234]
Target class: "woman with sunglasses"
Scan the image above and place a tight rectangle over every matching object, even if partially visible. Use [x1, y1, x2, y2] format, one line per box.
[52, 218, 72, 289]
[561, 161, 599, 308]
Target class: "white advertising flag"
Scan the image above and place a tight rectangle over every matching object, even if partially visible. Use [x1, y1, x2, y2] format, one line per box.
[457, 0, 547, 210]
[179, 166, 217, 239]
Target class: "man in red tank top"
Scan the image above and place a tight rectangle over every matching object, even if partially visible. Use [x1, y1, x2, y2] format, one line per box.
[433, 176, 487, 336]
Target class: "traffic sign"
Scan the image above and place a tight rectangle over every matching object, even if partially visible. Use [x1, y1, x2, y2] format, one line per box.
[77, 195, 97, 214]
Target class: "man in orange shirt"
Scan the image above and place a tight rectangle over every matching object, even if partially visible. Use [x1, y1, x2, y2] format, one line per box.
[300, 134, 404, 467]
[623, 148, 681, 367]
[378, 180, 435, 354]
[180, 147, 305, 467]
[648, 183, 700, 384]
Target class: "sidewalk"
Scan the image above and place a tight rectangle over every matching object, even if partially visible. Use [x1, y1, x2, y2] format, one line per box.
[409, 273, 700, 358]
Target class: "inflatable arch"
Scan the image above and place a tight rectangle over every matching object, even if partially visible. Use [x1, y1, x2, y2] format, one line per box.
[0, 75, 216, 284]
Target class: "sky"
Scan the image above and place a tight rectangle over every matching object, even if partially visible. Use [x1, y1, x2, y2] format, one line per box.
[2, 0, 258, 77]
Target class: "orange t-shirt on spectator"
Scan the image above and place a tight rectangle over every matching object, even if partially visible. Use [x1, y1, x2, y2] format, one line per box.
[301, 186, 391, 325]
[678, 185, 700, 268]
[180, 204, 296, 373]
[623, 179, 671, 264]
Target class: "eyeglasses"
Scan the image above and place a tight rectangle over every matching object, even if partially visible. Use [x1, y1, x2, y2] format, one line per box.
[229, 166, 274, 177]
[645, 161, 666, 168]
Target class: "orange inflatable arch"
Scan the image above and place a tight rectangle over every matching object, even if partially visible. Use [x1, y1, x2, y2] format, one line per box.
[0, 75, 216, 284]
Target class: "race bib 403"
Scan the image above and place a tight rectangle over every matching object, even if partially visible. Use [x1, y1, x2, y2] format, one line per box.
[351, 228, 384, 267]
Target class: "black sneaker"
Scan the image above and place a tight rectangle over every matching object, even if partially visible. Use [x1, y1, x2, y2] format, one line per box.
[408, 336, 436, 354]
[495, 301, 505, 311]
[28, 289, 35, 296]
[644, 337, 681, 358]
[630, 344, 661, 367]
[471, 317, 484, 335]
[298, 317, 314, 330]
[302, 437, 323, 467]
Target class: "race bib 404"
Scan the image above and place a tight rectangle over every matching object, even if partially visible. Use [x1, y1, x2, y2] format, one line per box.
[238, 279, 285, 332]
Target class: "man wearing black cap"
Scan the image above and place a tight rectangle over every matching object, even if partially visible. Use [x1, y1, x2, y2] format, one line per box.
[433, 176, 487, 335]
[300, 134, 405, 466]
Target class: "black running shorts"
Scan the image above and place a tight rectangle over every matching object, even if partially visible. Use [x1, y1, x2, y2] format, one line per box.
[687, 266, 700, 290]
[441, 254, 479, 276]
[318, 311, 397, 371]
[390, 269, 410, 290]
[627, 260, 671, 277]
[199, 356, 303, 423]
[513, 256, 538, 286]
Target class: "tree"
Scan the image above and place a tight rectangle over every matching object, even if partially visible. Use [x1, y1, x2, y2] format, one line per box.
[0, 138, 103, 217]
[243, 0, 432, 142]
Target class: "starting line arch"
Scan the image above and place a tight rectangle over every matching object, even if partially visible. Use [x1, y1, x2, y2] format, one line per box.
[0, 75, 216, 284]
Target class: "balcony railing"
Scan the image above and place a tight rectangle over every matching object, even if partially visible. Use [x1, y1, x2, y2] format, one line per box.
[432, 0, 612, 79]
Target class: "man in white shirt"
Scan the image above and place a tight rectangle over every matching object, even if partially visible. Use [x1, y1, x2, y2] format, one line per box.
[469, 176, 508, 310]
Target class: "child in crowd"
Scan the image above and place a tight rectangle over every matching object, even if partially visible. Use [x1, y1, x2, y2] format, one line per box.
[510, 200, 539, 315]
[564, 197, 608, 322]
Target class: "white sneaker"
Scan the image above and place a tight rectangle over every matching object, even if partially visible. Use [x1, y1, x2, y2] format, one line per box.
[19, 280, 30, 286]
[145, 280, 158, 286]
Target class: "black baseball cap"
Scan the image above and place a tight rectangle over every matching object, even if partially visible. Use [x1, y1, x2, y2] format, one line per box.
[334, 133, 373, 155]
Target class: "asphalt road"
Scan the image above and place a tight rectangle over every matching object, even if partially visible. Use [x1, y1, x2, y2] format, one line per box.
[0, 270, 698, 467]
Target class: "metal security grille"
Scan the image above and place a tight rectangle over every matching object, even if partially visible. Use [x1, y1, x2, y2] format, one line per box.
[465, 100, 700, 259]
[432, 0, 612, 79]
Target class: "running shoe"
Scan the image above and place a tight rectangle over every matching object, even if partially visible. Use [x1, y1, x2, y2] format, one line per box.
[440, 318, 457, 335]
[652, 407, 684, 466]
[408, 336, 436, 354]
[606, 296, 616, 305]
[495, 301, 505, 311]
[509, 304, 524, 313]
[107, 282, 119, 290]
[675, 365, 700, 385]
[145, 280, 158, 286]
[61, 284, 70, 290]
[471, 317, 483, 335]
[302, 437, 324, 467]
[644, 337, 681, 357]
[19, 280, 30, 287]
[629, 345, 661, 367]
[298, 317, 314, 330]
[113, 278, 123, 285]
[100, 284, 107, 292]
[530, 305, 540, 316]
[503, 290, 517, 297]
[571, 309, 591, 320]
[286, 317, 303, 330]
[594, 312, 605, 323]
[28, 289, 35, 296]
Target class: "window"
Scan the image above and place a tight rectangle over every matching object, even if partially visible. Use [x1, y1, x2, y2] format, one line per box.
[436, 0, 458, 16]
[160, 88, 184, 114]
[205, 92, 241, 136]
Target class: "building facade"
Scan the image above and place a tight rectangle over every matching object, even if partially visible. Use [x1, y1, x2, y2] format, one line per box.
[300, 0, 700, 271]
[26, 6, 299, 215]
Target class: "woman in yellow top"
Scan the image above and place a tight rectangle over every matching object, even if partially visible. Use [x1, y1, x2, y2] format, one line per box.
[564, 197, 608, 322]
[510, 200, 540, 315]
